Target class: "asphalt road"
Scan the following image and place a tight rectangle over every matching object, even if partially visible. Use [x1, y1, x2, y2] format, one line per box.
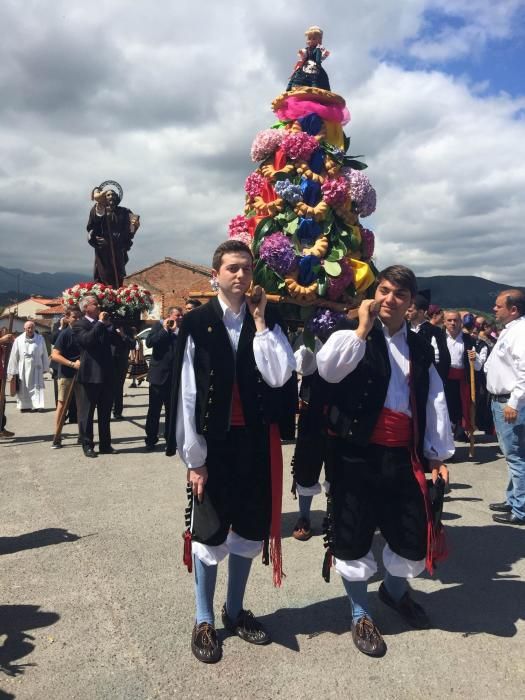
[1, 380, 524, 699]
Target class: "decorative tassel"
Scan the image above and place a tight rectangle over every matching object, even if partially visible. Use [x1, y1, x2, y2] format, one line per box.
[182, 530, 193, 573]
[269, 423, 285, 586]
[322, 549, 333, 583]
[262, 537, 269, 566]
[270, 536, 284, 587]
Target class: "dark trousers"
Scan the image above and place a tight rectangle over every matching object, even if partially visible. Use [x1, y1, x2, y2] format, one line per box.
[145, 382, 171, 446]
[445, 379, 462, 426]
[331, 440, 427, 562]
[76, 381, 113, 450]
[192, 426, 272, 546]
[112, 359, 128, 417]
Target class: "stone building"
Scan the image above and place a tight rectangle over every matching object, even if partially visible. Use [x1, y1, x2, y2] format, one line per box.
[124, 257, 212, 319]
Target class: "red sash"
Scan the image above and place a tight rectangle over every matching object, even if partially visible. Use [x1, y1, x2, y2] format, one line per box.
[448, 367, 472, 432]
[370, 408, 412, 447]
[370, 402, 448, 575]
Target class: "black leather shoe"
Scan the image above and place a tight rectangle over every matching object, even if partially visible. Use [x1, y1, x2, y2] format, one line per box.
[83, 448, 97, 458]
[489, 502, 512, 513]
[221, 605, 270, 645]
[191, 622, 221, 663]
[351, 616, 386, 657]
[112, 414, 123, 420]
[99, 447, 117, 455]
[492, 512, 525, 525]
[144, 443, 156, 452]
[378, 583, 431, 629]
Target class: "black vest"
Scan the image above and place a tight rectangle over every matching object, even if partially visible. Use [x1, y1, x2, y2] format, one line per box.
[165, 297, 294, 453]
[327, 321, 435, 462]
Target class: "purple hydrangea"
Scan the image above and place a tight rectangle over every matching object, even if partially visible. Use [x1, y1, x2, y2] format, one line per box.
[326, 257, 354, 301]
[274, 179, 302, 204]
[342, 168, 377, 217]
[259, 232, 296, 276]
[306, 308, 346, 340]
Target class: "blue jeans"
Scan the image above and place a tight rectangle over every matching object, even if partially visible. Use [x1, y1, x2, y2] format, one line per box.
[492, 402, 525, 520]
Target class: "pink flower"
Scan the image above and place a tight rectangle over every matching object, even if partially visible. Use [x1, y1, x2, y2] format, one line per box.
[228, 214, 250, 239]
[281, 132, 319, 161]
[244, 172, 266, 198]
[250, 129, 285, 162]
[321, 176, 350, 207]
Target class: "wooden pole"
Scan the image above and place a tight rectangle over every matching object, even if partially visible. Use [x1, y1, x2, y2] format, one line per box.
[186, 290, 360, 318]
[0, 312, 15, 429]
[468, 356, 476, 458]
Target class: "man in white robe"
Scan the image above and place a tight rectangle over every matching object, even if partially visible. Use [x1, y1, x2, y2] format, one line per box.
[7, 321, 50, 411]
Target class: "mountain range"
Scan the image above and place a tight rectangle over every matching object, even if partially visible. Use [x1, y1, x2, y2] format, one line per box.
[0, 266, 522, 313]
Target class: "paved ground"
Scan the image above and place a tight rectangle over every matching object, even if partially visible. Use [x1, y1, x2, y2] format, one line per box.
[1, 380, 524, 699]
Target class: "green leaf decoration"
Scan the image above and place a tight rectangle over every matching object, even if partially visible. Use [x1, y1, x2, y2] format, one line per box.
[253, 259, 284, 294]
[343, 134, 351, 154]
[317, 268, 328, 296]
[253, 217, 277, 255]
[324, 260, 342, 277]
[343, 157, 368, 170]
[271, 120, 290, 129]
[285, 217, 299, 236]
[326, 241, 346, 262]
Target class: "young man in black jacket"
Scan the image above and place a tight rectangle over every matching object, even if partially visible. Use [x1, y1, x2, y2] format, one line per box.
[144, 306, 183, 451]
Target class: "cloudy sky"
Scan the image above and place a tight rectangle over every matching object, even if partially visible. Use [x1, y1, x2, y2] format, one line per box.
[1, 0, 525, 284]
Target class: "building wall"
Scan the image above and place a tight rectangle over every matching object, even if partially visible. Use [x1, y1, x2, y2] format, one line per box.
[125, 260, 212, 319]
[1, 298, 53, 319]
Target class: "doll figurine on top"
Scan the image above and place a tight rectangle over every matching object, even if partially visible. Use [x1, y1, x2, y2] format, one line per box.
[287, 25, 331, 92]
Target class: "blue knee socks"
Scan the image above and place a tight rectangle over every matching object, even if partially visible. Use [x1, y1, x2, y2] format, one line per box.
[194, 556, 217, 625]
[383, 571, 408, 602]
[298, 494, 313, 521]
[226, 553, 253, 620]
[341, 578, 371, 622]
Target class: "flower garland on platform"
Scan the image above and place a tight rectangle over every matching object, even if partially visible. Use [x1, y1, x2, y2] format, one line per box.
[62, 282, 117, 309]
[114, 284, 154, 316]
[226, 29, 380, 345]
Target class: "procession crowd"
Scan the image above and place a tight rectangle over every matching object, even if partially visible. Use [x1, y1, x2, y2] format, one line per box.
[0, 240, 524, 664]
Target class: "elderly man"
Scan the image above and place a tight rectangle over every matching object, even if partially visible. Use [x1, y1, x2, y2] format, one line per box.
[317, 265, 453, 657]
[7, 321, 50, 412]
[485, 289, 525, 526]
[72, 295, 117, 458]
[443, 310, 481, 441]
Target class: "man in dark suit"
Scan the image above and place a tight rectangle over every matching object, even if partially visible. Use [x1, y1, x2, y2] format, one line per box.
[407, 293, 451, 382]
[72, 295, 117, 458]
[144, 306, 183, 451]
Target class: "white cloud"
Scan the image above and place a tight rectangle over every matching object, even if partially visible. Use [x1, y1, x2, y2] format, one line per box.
[0, 0, 524, 285]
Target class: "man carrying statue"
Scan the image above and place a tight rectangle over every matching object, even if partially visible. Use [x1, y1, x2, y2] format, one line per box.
[87, 181, 140, 288]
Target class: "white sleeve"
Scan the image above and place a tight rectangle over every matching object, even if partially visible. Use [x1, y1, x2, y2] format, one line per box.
[430, 336, 440, 364]
[253, 325, 296, 388]
[423, 365, 455, 462]
[479, 345, 488, 366]
[6, 338, 19, 376]
[176, 334, 207, 469]
[294, 339, 322, 377]
[317, 330, 366, 383]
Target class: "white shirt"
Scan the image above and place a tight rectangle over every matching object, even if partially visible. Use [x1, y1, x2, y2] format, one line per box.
[485, 316, 525, 410]
[446, 331, 481, 371]
[317, 321, 454, 462]
[176, 299, 296, 469]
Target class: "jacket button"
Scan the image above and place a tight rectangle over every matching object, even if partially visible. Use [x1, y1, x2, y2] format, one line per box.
[367, 379, 373, 384]
[353, 418, 358, 423]
[363, 392, 368, 397]
[210, 370, 214, 376]
[205, 412, 209, 419]
[208, 398, 212, 404]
